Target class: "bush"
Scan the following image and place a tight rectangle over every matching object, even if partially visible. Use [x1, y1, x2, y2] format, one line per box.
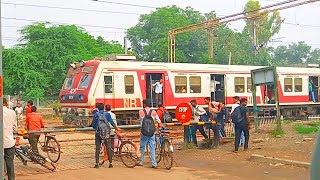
[295, 125, 319, 134]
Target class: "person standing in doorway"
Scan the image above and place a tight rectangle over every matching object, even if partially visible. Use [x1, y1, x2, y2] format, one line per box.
[309, 79, 318, 102]
[234, 98, 250, 152]
[3, 98, 17, 180]
[153, 79, 163, 107]
[231, 96, 245, 147]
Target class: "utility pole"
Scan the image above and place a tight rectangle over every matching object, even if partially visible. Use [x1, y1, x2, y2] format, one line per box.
[124, 34, 128, 55]
[0, 0, 4, 179]
[253, 19, 258, 53]
[207, 29, 214, 63]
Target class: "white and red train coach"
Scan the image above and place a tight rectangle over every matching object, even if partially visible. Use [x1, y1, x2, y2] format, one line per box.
[59, 54, 320, 123]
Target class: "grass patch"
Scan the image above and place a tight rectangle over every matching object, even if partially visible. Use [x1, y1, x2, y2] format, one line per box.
[271, 128, 285, 137]
[295, 124, 319, 134]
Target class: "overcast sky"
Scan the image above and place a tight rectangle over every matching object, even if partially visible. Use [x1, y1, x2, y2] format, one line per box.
[2, 0, 320, 49]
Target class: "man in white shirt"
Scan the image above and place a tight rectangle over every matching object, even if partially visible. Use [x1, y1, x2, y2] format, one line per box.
[153, 79, 163, 107]
[15, 103, 23, 128]
[231, 96, 245, 146]
[3, 98, 17, 180]
[190, 100, 208, 146]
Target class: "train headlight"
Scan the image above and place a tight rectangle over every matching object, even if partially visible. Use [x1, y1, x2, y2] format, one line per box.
[61, 95, 66, 101]
[79, 61, 85, 67]
[79, 94, 84, 101]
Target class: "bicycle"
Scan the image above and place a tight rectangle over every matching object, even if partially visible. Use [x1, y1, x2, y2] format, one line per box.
[99, 132, 140, 168]
[147, 128, 174, 170]
[38, 132, 61, 163]
[14, 137, 57, 171]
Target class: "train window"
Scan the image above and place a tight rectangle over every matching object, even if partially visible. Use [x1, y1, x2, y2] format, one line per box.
[63, 76, 74, 90]
[247, 77, 252, 93]
[175, 76, 187, 93]
[190, 76, 201, 93]
[78, 74, 92, 89]
[104, 76, 113, 93]
[294, 78, 302, 92]
[124, 75, 134, 94]
[234, 77, 245, 93]
[284, 78, 293, 92]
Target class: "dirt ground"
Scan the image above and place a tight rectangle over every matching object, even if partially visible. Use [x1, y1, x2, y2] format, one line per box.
[16, 121, 317, 180]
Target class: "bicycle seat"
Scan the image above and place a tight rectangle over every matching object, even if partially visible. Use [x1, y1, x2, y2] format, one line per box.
[160, 129, 170, 134]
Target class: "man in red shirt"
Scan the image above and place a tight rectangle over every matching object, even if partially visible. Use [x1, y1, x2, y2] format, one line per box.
[26, 106, 44, 154]
[26, 100, 33, 120]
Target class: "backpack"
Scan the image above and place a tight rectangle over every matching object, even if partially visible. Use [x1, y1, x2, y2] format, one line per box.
[163, 112, 173, 123]
[141, 109, 156, 137]
[97, 112, 111, 139]
[231, 106, 243, 124]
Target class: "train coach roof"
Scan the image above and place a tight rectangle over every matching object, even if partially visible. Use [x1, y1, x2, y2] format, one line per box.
[92, 59, 320, 74]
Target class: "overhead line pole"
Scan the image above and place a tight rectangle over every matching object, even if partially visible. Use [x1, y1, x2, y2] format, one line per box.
[168, 0, 319, 63]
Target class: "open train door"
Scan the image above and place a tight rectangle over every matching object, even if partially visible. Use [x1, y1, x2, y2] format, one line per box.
[210, 74, 225, 102]
[146, 73, 163, 108]
[103, 72, 115, 108]
[309, 76, 319, 102]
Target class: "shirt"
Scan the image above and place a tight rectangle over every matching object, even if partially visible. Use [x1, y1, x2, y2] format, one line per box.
[3, 106, 17, 148]
[309, 82, 316, 92]
[108, 111, 117, 135]
[190, 104, 206, 122]
[26, 112, 44, 135]
[139, 107, 161, 124]
[92, 110, 116, 133]
[231, 102, 240, 113]
[153, 82, 163, 94]
[235, 105, 249, 128]
[26, 106, 32, 120]
[15, 107, 23, 114]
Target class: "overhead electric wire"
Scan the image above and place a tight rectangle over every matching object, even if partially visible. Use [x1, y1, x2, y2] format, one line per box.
[2, 2, 140, 15]
[2, 17, 127, 30]
[90, 0, 158, 9]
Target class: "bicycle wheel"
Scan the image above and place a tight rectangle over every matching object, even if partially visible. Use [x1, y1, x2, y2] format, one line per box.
[161, 139, 173, 170]
[45, 137, 61, 163]
[119, 141, 138, 168]
[32, 153, 56, 171]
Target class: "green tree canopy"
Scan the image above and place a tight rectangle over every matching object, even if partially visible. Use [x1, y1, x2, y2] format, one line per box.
[3, 23, 123, 99]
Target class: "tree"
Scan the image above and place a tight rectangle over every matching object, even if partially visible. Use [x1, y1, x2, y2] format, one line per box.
[271, 41, 320, 66]
[128, 6, 211, 62]
[3, 23, 123, 99]
[243, 0, 282, 49]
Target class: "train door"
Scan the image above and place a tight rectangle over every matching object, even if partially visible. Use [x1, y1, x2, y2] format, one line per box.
[309, 76, 319, 102]
[146, 73, 163, 108]
[210, 74, 225, 102]
[264, 84, 275, 104]
[103, 73, 115, 108]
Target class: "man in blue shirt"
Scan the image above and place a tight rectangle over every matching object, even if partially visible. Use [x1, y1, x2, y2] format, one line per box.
[92, 103, 120, 169]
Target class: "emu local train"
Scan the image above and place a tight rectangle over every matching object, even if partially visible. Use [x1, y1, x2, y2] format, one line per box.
[59, 54, 320, 125]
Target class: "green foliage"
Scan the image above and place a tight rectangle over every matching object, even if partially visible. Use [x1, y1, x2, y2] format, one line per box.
[295, 122, 320, 134]
[3, 23, 123, 99]
[271, 42, 320, 66]
[271, 127, 285, 137]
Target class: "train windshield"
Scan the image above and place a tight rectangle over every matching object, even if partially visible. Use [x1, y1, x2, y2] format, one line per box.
[78, 74, 92, 89]
[63, 76, 74, 90]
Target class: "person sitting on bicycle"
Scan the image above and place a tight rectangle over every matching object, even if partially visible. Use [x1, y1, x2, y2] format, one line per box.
[25, 106, 44, 154]
[92, 103, 120, 169]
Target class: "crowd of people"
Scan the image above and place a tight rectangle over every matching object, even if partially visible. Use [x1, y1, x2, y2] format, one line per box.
[91, 96, 251, 170]
[3, 99, 45, 180]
